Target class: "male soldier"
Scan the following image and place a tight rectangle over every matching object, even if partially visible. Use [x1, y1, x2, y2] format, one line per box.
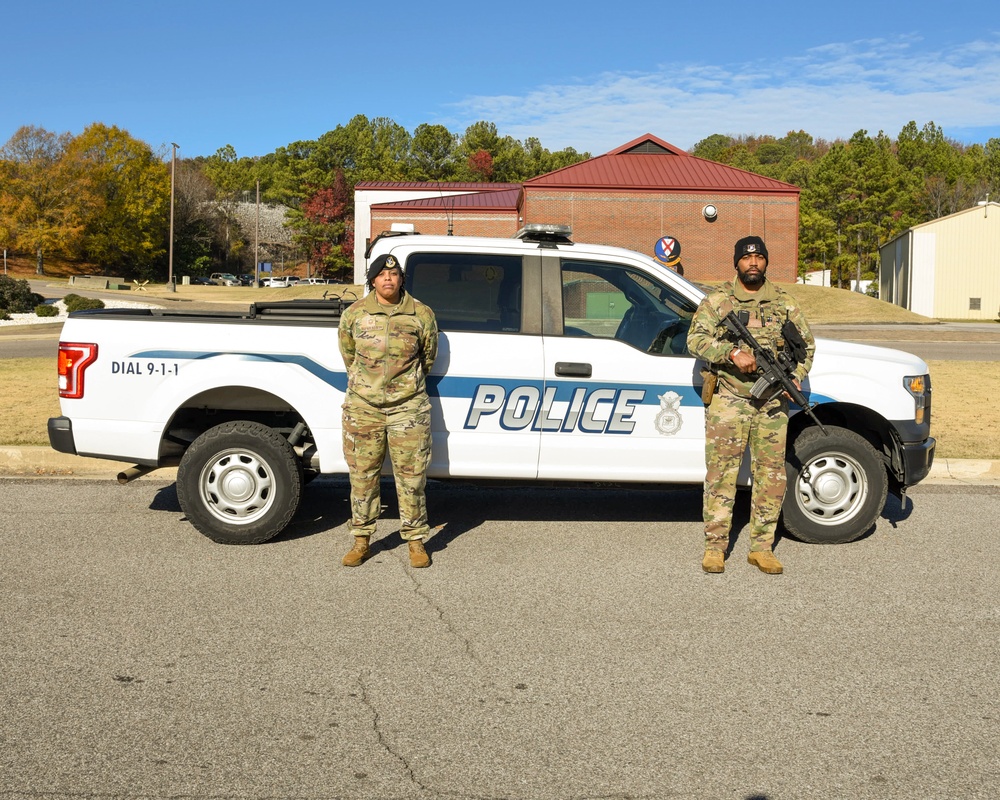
[686, 235, 815, 575]
[338, 254, 439, 568]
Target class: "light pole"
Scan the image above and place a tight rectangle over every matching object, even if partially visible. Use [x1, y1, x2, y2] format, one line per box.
[168, 142, 179, 292]
[254, 177, 260, 287]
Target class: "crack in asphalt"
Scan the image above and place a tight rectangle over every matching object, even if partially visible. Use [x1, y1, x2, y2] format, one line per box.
[356, 670, 426, 793]
[394, 547, 480, 664]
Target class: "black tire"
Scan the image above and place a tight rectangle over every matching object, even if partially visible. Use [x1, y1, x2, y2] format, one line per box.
[782, 425, 888, 545]
[177, 421, 303, 545]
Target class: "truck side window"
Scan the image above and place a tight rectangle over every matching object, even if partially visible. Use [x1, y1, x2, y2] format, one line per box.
[560, 259, 696, 356]
[406, 253, 523, 333]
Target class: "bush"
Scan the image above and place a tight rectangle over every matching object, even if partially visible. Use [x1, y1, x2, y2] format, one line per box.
[192, 255, 214, 275]
[0, 275, 45, 313]
[63, 294, 105, 313]
[35, 303, 60, 318]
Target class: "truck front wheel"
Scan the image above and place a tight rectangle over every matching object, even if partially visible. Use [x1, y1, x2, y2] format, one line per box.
[177, 421, 303, 545]
[782, 425, 889, 545]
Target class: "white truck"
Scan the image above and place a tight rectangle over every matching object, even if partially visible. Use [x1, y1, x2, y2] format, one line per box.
[49, 225, 935, 546]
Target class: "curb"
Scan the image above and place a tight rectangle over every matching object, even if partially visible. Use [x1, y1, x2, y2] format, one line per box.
[921, 458, 1000, 486]
[1, 447, 997, 486]
[0, 447, 178, 481]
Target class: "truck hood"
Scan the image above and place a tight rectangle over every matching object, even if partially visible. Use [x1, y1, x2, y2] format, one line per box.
[809, 337, 929, 418]
[814, 336, 929, 373]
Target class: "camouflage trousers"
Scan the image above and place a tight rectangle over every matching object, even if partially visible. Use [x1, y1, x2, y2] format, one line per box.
[702, 387, 788, 553]
[342, 395, 433, 541]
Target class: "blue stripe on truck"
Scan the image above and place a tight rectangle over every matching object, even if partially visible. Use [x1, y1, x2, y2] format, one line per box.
[129, 349, 830, 409]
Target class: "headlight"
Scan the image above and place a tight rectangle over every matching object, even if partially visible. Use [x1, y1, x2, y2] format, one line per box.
[904, 374, 931, 425]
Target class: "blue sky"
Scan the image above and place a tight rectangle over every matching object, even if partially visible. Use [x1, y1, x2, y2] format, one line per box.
[3, 0, 999, 160]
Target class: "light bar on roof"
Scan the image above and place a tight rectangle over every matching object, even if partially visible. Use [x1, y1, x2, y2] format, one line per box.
[514, 223, 573, 240]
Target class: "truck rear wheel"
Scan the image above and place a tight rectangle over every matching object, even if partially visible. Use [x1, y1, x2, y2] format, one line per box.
[177, 421, 303, 545]
[782, 425, 888, 545]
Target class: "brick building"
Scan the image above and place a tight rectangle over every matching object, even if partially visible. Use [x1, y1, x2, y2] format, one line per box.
[354, 134, 800, 284]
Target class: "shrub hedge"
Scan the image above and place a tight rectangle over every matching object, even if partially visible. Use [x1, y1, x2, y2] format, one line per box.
[63, 294, 106, 313]
[0, 275, 45, 313]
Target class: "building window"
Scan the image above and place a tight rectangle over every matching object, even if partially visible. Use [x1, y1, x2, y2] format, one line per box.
[970, 297, 982, 311]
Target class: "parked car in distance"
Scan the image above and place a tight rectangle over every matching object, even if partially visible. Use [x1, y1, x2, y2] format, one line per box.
[262, 276, 291, 288]
[302, 277, 331, 285]
[186, 276, 213, 285]
[209, 272, 239, 286]
[237, 274, 256, 286]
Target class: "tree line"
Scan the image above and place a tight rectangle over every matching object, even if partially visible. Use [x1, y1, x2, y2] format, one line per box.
[2, 116, 997, 285]
[692, 123, 1000, 287]
[0, 117, 588, 281]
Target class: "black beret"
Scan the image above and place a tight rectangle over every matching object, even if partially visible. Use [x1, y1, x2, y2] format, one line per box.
[366, 254, 401, 284]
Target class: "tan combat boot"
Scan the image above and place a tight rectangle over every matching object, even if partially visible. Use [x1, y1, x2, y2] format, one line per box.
[748, 550, 783, 574]
[702, 549, 725, 574]
[342, 536, 370, 567]
[408, 539, 430, 568]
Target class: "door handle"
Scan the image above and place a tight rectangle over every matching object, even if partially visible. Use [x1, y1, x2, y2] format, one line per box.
[555, 361, 592, 378]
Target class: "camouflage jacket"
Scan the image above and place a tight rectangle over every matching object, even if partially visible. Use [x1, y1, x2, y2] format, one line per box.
[339, 291, 439, 409]
[686, 279, 815, 398]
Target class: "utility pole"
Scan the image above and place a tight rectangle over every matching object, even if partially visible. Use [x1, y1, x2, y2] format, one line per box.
[168, 143, 178, 291]
[254, 178, 260, 287]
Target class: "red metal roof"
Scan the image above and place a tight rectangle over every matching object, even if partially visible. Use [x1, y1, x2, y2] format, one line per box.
[374, 188, 522, 211]
[356, 181, 521, 192]
[525, 133, 798, 195]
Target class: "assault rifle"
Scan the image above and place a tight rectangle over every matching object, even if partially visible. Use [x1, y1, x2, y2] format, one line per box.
[722, 310, 828, 435]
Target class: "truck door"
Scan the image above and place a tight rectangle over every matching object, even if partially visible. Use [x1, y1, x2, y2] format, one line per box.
[537, 255, 706, 482]
[405, 251, 544, 479]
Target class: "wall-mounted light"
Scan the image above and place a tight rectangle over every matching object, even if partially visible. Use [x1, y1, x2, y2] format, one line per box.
[703, 204, 718, 222]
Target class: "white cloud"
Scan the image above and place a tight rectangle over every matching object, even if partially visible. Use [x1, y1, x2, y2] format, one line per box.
[450, 35, 1000, 153]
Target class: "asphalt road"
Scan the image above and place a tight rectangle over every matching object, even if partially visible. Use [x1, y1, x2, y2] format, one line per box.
[868, 341, 1000, 360]
[813, 323, 1000, 361]
[2, 477, 999, 799]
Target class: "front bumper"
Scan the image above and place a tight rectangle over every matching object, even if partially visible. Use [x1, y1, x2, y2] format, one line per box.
[899, 436, 936, 487]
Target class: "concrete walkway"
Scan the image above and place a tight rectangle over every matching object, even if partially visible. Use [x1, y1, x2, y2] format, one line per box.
[1, 446, 997, 486]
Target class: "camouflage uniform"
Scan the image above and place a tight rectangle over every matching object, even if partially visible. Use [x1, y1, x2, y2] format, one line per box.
[339, 290, 438, 541]
[686, 279, 815, 553]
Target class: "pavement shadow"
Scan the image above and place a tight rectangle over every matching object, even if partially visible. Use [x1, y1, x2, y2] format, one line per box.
[146, 477, 352, 544]
[422, 481, 705, 560]
[879, 490, 915, 528]
[147, 476, 924, 554]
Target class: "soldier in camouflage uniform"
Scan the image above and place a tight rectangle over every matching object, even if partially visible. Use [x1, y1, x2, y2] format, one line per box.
[686, 236, 815, 575]
[338, 254, 439, 568]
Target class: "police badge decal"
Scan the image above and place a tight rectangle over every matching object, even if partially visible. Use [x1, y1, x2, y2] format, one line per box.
[655, 391, 683, 436]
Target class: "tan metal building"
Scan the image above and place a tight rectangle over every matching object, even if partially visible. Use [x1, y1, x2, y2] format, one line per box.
[879, 201, 1000, 320]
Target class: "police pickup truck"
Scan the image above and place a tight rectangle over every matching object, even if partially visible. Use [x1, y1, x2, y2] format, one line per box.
[49, 225, 934, 547]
